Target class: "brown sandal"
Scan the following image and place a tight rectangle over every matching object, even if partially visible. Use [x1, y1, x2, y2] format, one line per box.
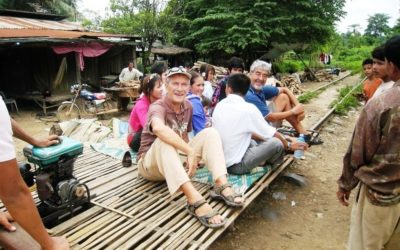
[210, 183, 244, 207]
[186, 199, 225, 228]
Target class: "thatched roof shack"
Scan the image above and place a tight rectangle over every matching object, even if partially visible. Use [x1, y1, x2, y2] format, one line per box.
[0, 9, 141, 95]
[151, 45, 193, 67]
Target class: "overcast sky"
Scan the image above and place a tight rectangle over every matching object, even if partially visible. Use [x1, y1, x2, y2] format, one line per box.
[336, 0, 398, 33]
[77, 0, 399, 34]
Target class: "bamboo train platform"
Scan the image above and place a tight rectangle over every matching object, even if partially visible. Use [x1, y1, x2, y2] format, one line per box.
[1, 147, 293, 249]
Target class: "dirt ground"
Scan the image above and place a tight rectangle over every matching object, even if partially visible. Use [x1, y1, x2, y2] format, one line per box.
[211, 73, 363, 250]
[10, 73, 363, 249]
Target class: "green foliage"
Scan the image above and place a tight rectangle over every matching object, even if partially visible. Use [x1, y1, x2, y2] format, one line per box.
[391, 18, 400, 35]
[329, 85, 362, 115]
[101, 0, 176, 67]
[166, 0, 346, 59]
[0, 0, 77, 17]
[334, 45, 375, 73]
[365, 13, 391, 39]
[274, 60, 304, 74]
[298, 90, 320, 104]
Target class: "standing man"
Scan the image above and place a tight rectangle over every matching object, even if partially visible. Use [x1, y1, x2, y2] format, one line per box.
[118, 61, 143, 111]
[0, 96, 69, 249]
[371, 46, 395, 99]
[337, 36, 400, 250]
[244, 60, 318, 144]
[137, 67, 244, 228]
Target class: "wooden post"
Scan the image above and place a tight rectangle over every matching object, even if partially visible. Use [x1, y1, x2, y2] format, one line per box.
[75, 52, 81, 84]
[132, 45, 137, 68]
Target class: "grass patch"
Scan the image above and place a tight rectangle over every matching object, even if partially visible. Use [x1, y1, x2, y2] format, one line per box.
[298, 90, 320, 104]
[329, 84, 363, 115]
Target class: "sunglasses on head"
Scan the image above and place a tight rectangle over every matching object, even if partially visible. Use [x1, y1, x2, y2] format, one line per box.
[150, 73, 159, 80]
[168, 66, 186, 74]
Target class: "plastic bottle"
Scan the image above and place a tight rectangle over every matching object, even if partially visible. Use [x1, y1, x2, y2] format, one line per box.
[294, 134, 305, 159]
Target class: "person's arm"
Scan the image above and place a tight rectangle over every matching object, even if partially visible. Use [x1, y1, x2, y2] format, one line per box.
[151, 118, 198, 177]
[273, 132, 308, 151]
[119, 68, 125, 82]
[135, 101, 149, 129]
[11, 119, 59, 147]
[190, 100, 206, 134]
[0, 159, 69, 250]
[251, 133, 264, 141]
[337, 107, 377, 206]
[136, 69, 143, 79]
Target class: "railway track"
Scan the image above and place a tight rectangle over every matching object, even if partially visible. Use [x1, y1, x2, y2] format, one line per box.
[310, 75, 364, 131]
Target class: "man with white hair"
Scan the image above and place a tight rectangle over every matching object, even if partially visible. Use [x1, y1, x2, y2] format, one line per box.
[245, 60, 317, 144]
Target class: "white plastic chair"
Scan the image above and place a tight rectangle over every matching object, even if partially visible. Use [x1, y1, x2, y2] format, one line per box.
[0, 91, 19, 113]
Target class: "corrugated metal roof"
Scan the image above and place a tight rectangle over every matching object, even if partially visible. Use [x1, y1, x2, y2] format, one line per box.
[0, 16, 83, 31]
[151, 46, 192, 55]
[0, 15, 140, 41]
[0, 29, 132, 39]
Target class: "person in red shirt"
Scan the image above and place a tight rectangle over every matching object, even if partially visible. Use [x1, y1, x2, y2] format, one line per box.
[362, 58, 382, 102]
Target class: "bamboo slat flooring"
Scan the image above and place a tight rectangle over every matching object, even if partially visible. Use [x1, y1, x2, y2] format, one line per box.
[2, 147, 293, 249]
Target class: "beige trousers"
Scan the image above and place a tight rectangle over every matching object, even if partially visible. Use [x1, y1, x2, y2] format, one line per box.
[138, 128, 227, 194]
[348, 184, 400, 250]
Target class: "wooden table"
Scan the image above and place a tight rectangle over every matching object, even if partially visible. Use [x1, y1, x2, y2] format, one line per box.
[13, 94, 72, 115]
[103, 86, 140, 110]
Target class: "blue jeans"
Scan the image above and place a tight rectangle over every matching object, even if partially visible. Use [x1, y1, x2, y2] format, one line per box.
[227, 138, 284, 175]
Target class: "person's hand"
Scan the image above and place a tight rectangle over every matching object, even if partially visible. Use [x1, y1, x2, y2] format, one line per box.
[291, 104, 304, 116]
[186, 149, 199, 178]
[33, 135, 61, 148]
[0, 211, 16, 232]
[337, 187, 351, 206]
[289, 141, 308, 151]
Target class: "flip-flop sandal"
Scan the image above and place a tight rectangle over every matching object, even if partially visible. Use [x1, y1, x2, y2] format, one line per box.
[186, 199, 225, 228]
[210, 183, 244, 207]
[304, 134, 324, 146]
[122, 151, 132, 167]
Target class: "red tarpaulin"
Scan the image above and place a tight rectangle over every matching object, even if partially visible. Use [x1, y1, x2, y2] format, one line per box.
[52, 42, 113, 71]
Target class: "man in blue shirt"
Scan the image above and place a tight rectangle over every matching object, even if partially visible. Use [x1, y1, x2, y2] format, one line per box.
[245, 60, 313, 143]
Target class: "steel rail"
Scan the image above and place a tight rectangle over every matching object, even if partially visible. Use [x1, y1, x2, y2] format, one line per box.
[310, 76, 366, 131]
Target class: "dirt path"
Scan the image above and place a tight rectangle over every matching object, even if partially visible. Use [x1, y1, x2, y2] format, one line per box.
[211, 74, 363, 250]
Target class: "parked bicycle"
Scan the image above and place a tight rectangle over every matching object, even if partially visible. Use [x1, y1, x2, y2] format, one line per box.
[57, 83, 115, 121]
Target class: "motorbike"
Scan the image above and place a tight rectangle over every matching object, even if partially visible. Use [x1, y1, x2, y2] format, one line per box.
[57, 83, 115, 121]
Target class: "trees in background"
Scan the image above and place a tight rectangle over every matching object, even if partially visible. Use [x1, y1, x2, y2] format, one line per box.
[101, 0, 174, 68]
[364, 13, 391, 44]
[165, 0, 346, 63]
[365, 13, 391, 38]
[0, 0, 77, 18]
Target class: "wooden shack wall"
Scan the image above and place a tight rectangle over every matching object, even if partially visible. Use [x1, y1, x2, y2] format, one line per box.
[0, 45, 135, 96]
